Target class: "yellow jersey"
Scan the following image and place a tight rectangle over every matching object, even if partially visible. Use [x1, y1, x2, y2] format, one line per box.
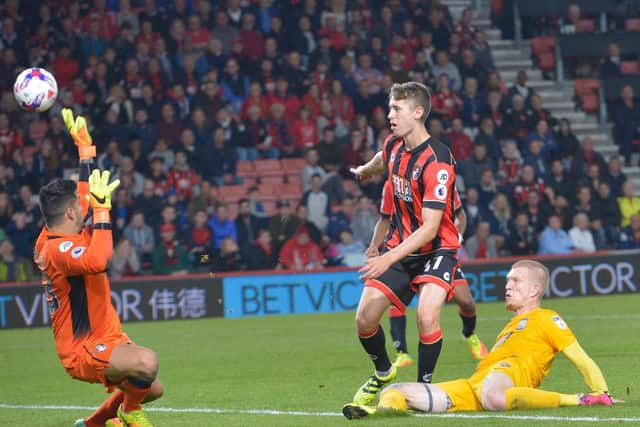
[475, 308, 576, 388]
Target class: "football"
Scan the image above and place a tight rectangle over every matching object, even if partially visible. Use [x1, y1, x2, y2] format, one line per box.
[13, 67, 58, 112]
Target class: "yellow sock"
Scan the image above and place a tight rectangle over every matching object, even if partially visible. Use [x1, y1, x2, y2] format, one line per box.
[505, 387, 561, 410]
[378, 389, 408, 412]
[559, 393, 580, 407]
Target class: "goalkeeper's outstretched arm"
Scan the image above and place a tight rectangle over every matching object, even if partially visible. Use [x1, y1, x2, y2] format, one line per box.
[562, 341, 609, 393]
[62, 108, 96, 218]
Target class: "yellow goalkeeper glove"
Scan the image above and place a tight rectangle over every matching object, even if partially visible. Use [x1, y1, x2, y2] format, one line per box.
[61, 108, 96, 160]
[87, 169, 120, 211]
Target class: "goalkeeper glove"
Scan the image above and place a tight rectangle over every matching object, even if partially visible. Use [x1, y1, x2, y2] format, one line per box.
[87, 169, 120, 211]
[61, 108, 96, 160]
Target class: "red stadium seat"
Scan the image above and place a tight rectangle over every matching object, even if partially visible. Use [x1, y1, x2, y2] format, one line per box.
[254, 159, 282, 172]
[285, 174, 302, 188]
[236, 160, 256, 180]
[259, 175, 285, 186]
[621, 61, 639, 75]
[530, 36, 556, 56]
[537, 52, 556, 72]
[280, 158, 306, 172]
[625, 18, 640, 31]
[575, 19, 595, 33]
[217, 185, 245, 203]
[574, 79, 599, 96]
[579, 93, 599, 114]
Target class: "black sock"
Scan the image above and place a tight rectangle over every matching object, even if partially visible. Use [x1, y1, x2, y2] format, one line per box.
[460, 313, 477, 338]
[389, 315, 408, 353]
[417, 334, 443, 383]
[358, 326, 392, 373]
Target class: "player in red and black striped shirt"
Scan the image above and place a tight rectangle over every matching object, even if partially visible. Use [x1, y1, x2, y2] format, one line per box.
[367, 181, 488, 369]
[347, 82, 462, 406]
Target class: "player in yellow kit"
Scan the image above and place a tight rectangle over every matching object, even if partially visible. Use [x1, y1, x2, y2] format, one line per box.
[343, 259, 621, 419]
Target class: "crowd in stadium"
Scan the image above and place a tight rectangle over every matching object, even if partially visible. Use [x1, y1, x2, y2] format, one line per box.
[0, 0, 639, 282]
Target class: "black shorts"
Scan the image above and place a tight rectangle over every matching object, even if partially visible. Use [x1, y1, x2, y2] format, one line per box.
[365, 250, 458, 309]
[454, 264, 468, 287]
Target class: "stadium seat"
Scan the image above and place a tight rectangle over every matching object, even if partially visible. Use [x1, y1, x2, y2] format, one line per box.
[621, 61, 639, 75]
[575, 19, 595, 33]
[530, 37, 556, 72]
[625, 18, 640, 31]
[574, 79, 599, 96]
[217, 185, 246, 203]
[579, 93, 599, 114]
[259, 175, 285, 186]
[280, 183, 302, 199]
[236, 160, 256, 180]
[254, 159, 282, 172]
[280, 158, 306, 172]
[285, 174, 302, 189]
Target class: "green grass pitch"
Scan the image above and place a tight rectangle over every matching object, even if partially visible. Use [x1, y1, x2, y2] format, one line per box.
[0, 294, 639, 426]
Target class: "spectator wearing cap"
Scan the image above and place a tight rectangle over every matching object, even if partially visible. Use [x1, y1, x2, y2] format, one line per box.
[152, 222, 192, 275]
[269, 200, 301, 252]
[278, 225, 325, 270]
[538, 214, 574, 255]
[208, 203, 238, 250]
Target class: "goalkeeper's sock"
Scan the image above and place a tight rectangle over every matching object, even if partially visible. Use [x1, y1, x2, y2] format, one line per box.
[84, 390, 124, 426]
[505, 387, 578, 410]
[459, 308, 477, 338]
[389, 308, 408, 353]
[417, 329, 443, 383]
[358, 325, 392, 373]
[122, 378, 151, 412]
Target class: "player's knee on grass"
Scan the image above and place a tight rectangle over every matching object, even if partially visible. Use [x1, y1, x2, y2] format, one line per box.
[481, 374, 512, 411]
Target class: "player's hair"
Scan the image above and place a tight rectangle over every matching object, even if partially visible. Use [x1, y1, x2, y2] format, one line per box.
[389, 81, 432, 121]
[513, 259, 550, 298]
[39, 179, 78, 228]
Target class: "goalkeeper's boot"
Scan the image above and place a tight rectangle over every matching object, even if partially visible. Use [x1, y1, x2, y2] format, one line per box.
[75, 417, 123, 426]
[466, 334, 488, 360]
[342, 403, 376, 420]
[580, 392, 614, 406]
[117, 405, 154, 427]
[352, 365, 397, 405]
[392, 351, 414, 368]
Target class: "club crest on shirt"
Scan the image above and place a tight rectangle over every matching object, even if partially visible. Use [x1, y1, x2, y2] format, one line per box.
[58, 241, 73, 253]
[437, 169, 449, 184]
[516, 318, 528, 330]
[412, 166, 422, 180]
[552, 315, 567, 329]
[71, 246, 86, 259]
[94, 343, 107, 354]
[434, 184, 447, 200]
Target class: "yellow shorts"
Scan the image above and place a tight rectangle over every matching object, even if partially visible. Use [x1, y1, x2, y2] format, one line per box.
[438, 357, 530, 412]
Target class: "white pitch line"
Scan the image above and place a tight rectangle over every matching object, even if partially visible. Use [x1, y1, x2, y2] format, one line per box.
[1, 403, 639, 423]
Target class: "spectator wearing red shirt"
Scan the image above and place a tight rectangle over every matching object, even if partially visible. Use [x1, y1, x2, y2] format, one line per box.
[448, 118, 474, 162]
[292, 106, 319, 151]
[52, 45, 78, 89]
[301, 84, 324, 118]
[431, 74, 463, 126]
[186, 209, 213, 269]
[329, 79, 355, 125]
[513, 164, 546, 208]
[166, 151, 200, 202]
[269, 77, 302, 122]
[186, 15, 212, 51]
[0, 112, 23, 161]
[137, 19, 160, 45]
[240, 82, 270, 121]
[278, 225, 325, 270]
[83, 0, 119, 39]
[238, 13, 264, 61]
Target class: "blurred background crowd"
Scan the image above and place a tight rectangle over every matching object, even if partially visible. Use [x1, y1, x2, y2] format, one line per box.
[0, 0, 639, 283]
